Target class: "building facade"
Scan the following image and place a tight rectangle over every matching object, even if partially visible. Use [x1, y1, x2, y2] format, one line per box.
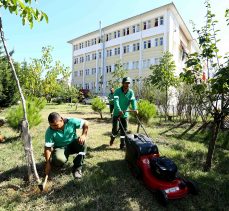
[68, 3, 198, 95]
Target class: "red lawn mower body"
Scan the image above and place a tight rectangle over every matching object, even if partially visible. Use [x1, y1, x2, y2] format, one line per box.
[125, 133, 198, 205]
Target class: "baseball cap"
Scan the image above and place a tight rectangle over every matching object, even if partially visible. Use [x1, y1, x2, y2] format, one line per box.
[122, 77, 131, 83]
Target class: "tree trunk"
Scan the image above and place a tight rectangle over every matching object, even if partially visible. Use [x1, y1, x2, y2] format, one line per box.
[203, 115, 221, 172]
[0, 18, 40, 183]
[99, 111, 103, 119]
[165, 85, 168, 121]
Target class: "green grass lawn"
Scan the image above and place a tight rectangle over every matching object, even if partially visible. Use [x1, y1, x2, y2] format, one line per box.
[0, 104, 228, 210]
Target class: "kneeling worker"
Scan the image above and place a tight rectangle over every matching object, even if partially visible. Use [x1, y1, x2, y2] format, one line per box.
[44, 112, 89, 179]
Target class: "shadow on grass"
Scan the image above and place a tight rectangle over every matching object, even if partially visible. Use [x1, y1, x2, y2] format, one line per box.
[177, 122, 197, 139]
[1, 135, 21, 144]
[25, 159, 166, 210]
[159, 121, 187, 135]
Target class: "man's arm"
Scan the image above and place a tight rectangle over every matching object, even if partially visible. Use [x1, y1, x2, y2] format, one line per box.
[78, 120, 89, 144]
[44, 147, 52, 175]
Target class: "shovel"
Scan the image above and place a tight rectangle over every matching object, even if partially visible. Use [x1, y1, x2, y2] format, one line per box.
[38, 175, 48, 192]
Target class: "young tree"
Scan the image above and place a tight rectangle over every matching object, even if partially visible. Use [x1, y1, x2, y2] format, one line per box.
[146, 51, 178, 120]
[108, 62, 127, 89]
[0, 0, 48, 182]
[180, 1, 229, 171]
[91, 97, 106, 119]
[0, 43, 19, 107]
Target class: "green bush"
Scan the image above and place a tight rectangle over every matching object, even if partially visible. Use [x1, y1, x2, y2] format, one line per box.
[91, 97, 106, 119]
[6, 97, 47, 130]
[133, 99, 157, 123]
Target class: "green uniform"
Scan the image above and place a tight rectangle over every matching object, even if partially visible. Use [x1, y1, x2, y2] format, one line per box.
[113, 87, 137, 117]
[108, 92, 114, 105]
[45, 118, 86, 171]
[108, 92, 114, 114]
[111, 87, 137, 148]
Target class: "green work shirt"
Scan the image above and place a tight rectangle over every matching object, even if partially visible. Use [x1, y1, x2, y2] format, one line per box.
[113, 87, 137, 118]
[108, 92, 114, 105]
[45, 118, 84, 148]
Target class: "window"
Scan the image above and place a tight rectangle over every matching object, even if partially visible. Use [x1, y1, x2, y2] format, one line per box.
[74, 71, 78, 77]
[133, 43, 140, 51]
[132, 61, 139, 69]
[143, 21, 147, 30]
[160, 37, 163, 46]
[133, 44, 136, 51]
[123, 29, 126, 36]
[80, 56, 84, 63]
[117, 30, 120, 37]
[123, 45, 129, 54]
[85, 55, 90, 62]
[85, 41, 87, 47]
[79, 70, 83, 76]
[148, 40, 151, 48]
[106, 34, 109, 41]
[148, 20, 151, 29]
[115, 47, 120, 55]
[85, 69, 90, 75]
[126, 27, 129, 35]
[98, 51, 102, 59]
[132, 25, 136, 33]
[155, 38, 158, 47]
[154, 18, 158, 27]
[136, 43, 140, 50]
[123, 62, 129, 70]
[144, 41, 147, 49]
[136, 24, 140, 32]
[88, 40, 90, 46]
[160, 16, 164, 25]
[114, 31, 117, 38]
[106, 49, 112, 57]
[85, 83, 89, 89]
[106, 65, 112, 73]
[92, 53, 96, 60]
[73, 44, 78, 51]
[91, 68, 96, 75]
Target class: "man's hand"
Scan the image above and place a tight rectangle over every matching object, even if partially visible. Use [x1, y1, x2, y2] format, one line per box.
[45, 161, 51, 175]
[119, 111, 124, 116]
[134, 110, 138, 115]
[78, 134, 86, 145]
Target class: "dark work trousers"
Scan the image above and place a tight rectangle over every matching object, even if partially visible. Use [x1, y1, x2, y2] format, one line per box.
[109, 104, 114, 114]
[111, 116, 127, 147]
[52, 139, 87, 171]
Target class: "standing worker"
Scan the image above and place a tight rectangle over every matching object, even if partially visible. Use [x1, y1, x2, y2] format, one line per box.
[44, 112, 89, 179]
[110, 77, 138, 149]
[108, 88, 115, 117]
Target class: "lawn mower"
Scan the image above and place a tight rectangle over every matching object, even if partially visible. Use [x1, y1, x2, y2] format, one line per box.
[118, 114, 199, 206]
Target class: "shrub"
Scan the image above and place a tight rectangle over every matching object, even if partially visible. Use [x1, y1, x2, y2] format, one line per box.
[6, 97, 47, 130]
[133, 99, 157, 123]
[91, 97, 106, 119]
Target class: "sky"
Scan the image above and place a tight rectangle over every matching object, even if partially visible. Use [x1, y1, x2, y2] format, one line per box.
[0, 0, 228, 69]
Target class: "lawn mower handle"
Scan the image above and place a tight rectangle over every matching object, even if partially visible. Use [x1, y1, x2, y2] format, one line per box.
[125, 110, 150, 138]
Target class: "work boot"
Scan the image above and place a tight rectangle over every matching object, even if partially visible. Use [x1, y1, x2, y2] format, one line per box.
[110, 136, 115, 146]
[120, 138, 126, 150]
[73, 169, 82, 179]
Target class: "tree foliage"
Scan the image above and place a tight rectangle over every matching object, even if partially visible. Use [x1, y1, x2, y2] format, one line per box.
[108, 62, 127, 89]
[180, 0, 229, 171]
[6, 96, 46, 129]
[0, 0, 48, 28]
[147, 51, 178, 120]
[18, 46, 72, 100]
[91, 97, 106, 119]
[0, 42, 19, 107]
